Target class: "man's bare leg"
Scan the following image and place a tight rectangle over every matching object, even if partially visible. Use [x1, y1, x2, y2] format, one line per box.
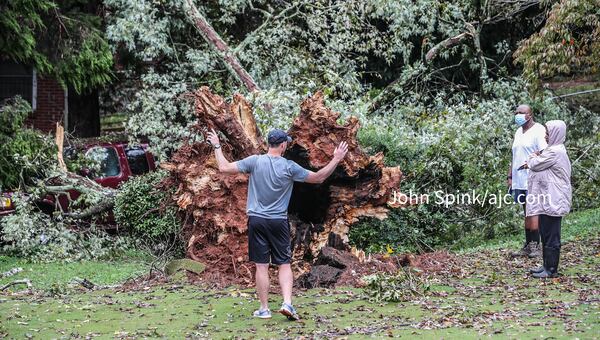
[526, 215, 539, 231]
[525, 212, 542, 257]
[278, 263, 293, 305]
[255, 263, 270, 310]
[512, 201, 540, 257]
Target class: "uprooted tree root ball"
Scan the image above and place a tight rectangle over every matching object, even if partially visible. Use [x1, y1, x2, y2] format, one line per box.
[161, 87, 420, 287]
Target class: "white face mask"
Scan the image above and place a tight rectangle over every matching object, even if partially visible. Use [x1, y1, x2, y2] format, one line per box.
[514, 114, 527, 126]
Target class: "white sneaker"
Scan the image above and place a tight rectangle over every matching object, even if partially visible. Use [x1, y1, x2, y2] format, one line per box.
[253, 308, 272, 319]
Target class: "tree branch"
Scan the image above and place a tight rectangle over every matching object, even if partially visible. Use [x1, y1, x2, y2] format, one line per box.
[1, 279, 32, 291]
[183, 0, 260, 92]
[425, 32, 471, 63]
[233, 3, 300, 55]
[63, 199, 114, 219]
[41, 171, 116, 219]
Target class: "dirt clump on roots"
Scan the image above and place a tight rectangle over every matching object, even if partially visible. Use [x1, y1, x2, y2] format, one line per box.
[304, 249, 464, 288]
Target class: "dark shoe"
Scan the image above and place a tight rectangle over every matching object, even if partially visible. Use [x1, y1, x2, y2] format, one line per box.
[511, 243, 530, 257]
[533, 247, 560, 278]
[528, 242, 542, 258]
[529, 244, 547, 273]
[529, 266, 544, 274]
[532, 269, 558, 278]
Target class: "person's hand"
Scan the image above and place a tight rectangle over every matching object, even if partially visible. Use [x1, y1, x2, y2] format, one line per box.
[207, 128, 220, 146]
[333, 141, 348, 161]
[507, 177, 512, 188]
[518, 162, 528, 170]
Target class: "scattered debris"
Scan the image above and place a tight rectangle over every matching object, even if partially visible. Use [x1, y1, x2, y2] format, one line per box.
[361, 267, 429, 302]
[1, 267, 23, 278]
[1, 279, 32, 291]
[117, 272, 169, 292]
[70, 277, 96, 290]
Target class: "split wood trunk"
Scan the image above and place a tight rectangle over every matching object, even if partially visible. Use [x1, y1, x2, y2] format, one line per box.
[161, 87, 411, 285]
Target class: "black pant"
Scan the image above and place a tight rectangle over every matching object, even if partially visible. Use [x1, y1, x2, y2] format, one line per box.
[539, 214, 562, 250]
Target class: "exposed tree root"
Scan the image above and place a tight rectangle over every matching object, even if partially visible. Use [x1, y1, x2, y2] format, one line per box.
[161, 87, 416, 286]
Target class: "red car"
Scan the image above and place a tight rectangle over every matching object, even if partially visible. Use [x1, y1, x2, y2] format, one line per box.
[0, 141, 156, 216]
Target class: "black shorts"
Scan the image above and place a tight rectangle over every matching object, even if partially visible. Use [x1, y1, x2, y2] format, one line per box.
[247, 215, 291, 265]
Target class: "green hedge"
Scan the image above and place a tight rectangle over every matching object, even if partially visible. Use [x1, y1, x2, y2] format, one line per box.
[0, 96, 56, 190]
[114, 170, 181, 251]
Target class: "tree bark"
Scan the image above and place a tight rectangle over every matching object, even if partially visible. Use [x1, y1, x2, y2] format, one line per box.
[161, 87, 414, 285]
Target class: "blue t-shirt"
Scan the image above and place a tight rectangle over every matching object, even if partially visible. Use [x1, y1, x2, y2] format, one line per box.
[235, 154, 309, 219]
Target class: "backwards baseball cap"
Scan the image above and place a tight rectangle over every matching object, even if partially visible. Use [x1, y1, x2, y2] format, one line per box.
[268, 129, 292, 144]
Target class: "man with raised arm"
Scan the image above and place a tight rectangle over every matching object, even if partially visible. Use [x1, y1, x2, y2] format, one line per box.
[206, 128, 348, 321]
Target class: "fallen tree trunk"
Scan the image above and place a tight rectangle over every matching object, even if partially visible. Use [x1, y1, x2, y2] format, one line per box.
[161, 86, 414, 285]
[184, 0, 260, 92]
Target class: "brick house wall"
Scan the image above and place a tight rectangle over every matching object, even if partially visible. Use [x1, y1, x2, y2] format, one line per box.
[26, 76, 66, 133]
[1, 61, 66, 134]
[2, 61, 99, 136]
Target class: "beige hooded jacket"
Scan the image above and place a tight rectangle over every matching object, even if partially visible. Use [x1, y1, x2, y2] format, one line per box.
[526, 120, 572, 217]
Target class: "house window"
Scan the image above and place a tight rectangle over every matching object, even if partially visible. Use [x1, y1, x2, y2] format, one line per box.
[0, 61, 36, 109]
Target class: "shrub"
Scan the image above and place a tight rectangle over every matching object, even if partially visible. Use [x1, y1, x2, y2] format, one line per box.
[0, 96, 56, 190]
[114, 170, 182, 254]
[0, 96, 29, 135]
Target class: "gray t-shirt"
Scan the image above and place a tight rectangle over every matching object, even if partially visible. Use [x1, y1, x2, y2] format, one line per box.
[236, 154, 309, 219]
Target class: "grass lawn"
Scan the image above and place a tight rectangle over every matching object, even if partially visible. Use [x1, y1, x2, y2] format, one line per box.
[0, 208, 598, 339]
[453, 206, 600, 253]
[0, 250, 151, 291]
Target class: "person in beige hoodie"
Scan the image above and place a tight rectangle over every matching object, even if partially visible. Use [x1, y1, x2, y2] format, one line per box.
[522, 120, 572, 278]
